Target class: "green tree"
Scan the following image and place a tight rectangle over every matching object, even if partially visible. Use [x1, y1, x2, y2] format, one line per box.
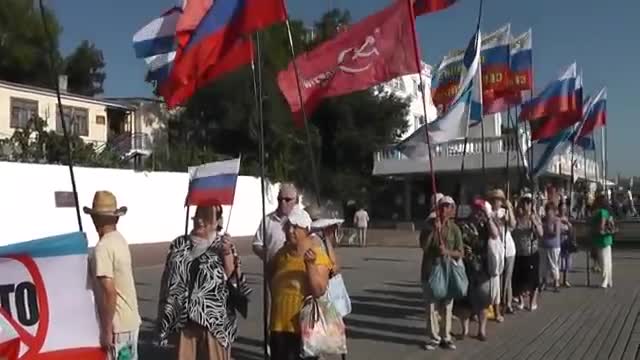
[63, 40, 106, 96]
[6, 117, 124, 167]
[0, 1, 108, 96]
[0, 0, 62, 87]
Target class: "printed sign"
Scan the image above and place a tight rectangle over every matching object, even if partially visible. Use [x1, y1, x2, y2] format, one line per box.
[0, 233, 105, 359]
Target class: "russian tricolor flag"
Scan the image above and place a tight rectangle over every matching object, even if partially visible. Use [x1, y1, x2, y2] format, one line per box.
[133, 7, 181, 83]
[186, 158, 241, 206]
[520, 63, 580, 122]
[577, 87, 607, 138]
[530, 71, 583, 141]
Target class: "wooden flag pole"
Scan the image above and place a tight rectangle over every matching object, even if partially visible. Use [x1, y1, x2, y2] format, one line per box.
[39, 0, 83, 232]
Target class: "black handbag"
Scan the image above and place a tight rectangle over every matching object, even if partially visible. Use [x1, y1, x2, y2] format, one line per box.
[227, 257, 252, 318]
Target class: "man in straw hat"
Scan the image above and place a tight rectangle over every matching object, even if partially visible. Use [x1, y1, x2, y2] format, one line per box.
[86, 191, 140, 360]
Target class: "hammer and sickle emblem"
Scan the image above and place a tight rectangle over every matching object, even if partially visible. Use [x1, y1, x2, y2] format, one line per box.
[337, 30, 380, 73]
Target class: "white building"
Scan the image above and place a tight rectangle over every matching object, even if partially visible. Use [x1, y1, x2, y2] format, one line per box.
[0, 80, 172, 166]
[370, 64, 600, 222]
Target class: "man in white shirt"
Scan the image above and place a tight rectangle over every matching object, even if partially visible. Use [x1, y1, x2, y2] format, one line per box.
[354, 207, 370, 247]
[252, 183, 299, 263]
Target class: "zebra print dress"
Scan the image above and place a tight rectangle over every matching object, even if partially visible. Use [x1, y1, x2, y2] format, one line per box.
[157, 235, 237, 347]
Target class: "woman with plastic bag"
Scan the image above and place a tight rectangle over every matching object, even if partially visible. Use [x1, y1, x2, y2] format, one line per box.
[306, 204, 352, 318]
[268, 206, 346, 359]
[419, 195, 464, 351]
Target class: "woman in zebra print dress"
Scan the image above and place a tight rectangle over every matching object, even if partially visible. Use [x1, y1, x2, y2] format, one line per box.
[156, 205, 243, 360]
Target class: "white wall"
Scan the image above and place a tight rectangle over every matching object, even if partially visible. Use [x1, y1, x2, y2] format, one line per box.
[0, 161, 280, 247]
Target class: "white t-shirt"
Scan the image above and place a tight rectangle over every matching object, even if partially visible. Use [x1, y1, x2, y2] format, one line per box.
[252, 211, 287, 262]
[354, 210, 369, 228]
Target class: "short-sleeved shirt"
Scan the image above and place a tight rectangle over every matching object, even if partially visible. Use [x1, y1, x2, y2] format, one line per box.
[592, 209, 614, 248]
[252, 212, 287, 262]
[354, 210, 369, 228]
[269, 245, 332, 334]
[419, 220, 463, 282]
[93, 231, 141, 333]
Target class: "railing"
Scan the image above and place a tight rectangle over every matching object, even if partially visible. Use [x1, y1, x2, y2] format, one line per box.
[99, 132, 153, 158]
[375, 134, 525, 161]
[374, 133, 601, 179]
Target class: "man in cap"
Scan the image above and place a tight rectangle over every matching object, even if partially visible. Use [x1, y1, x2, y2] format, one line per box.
[86, 191, 140, 360]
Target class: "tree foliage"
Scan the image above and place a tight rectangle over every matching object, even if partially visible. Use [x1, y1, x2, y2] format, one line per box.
[0, 0, 62, 87]
[0, 117, 124, 168]
[64, 40, 107, 96]
[0, 1, 106, 94]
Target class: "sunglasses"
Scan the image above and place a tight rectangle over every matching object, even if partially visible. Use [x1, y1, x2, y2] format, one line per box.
[278, 197, 295, 203]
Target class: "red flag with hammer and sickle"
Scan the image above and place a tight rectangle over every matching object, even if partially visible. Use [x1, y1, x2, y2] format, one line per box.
[277, 0, 420, 126]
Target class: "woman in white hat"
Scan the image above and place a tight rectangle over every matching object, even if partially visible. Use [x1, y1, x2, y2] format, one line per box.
[269, 207, 333, 359]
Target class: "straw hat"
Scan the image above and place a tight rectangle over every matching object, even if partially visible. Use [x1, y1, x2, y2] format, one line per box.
[83, 191, 127, 217]
[486, 189, 506, 200]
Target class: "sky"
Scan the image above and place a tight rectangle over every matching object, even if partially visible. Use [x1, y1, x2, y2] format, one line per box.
[48, 0, 639, 176]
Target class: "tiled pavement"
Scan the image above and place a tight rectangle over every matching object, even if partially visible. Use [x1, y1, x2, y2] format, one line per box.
[132, 243, 640, 360]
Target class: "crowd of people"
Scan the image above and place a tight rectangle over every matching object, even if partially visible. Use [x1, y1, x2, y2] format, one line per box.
[418, 188, 617, 351]
[83, 181, 618, 359]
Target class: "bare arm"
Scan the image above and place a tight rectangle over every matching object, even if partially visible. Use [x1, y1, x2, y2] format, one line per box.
[252, 244, 266, 261]
[96, 276, 117, 335]
[305, 262, 330, 298]
[531, 214, 544, 238]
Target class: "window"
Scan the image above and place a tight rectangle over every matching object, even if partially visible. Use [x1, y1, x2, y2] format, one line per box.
[56, 105, 89, 137]
[10, 98, 38, 128]
[96, 115, 106, 125]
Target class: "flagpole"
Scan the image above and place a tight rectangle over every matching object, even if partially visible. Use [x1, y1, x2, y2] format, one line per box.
[505, 110, 512, 195]
[407, 0, 441, 216]
[39, 0, 83, 232]
[223, 154, 243, 234]
[284, 19, 323, 206]
[251, 32, 270, 360]
[601, 127, 606, 191]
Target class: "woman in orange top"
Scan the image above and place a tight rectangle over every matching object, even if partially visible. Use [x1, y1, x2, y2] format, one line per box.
[269, 206, 332, 360]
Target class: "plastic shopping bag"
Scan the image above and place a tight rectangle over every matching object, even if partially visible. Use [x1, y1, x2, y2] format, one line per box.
[428, 257, 450, 301]
[448, 257, 469, 299]
[300, 296, 348, 357]
[327, 274, 352, 317]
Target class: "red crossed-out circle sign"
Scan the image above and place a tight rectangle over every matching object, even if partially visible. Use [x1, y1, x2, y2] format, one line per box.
[0, 255, 50, 360]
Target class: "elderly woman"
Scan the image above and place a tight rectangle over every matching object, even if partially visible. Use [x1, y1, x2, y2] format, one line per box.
[269, 206, 332, 359]
[455, 199, 494, 341]
[512, 194, 543, 311]
[157, 205, 241, 360]
[486, 189, 514, 321]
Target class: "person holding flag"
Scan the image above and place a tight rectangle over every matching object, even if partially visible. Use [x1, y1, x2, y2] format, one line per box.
[157, 159, 248, 360]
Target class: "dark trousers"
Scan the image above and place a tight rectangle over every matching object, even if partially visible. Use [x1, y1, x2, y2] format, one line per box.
[269, 332, 318, 360]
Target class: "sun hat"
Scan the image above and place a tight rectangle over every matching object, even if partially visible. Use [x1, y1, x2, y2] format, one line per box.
[83, 191, 127, 217]
[287, 206, 312, 230]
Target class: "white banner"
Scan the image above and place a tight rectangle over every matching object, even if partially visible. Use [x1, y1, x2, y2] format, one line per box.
[0, 233, 104, 359]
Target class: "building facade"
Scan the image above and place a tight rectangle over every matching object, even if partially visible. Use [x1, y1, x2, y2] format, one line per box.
[0, 80, 171, 166]
[370, 65, 601, 223]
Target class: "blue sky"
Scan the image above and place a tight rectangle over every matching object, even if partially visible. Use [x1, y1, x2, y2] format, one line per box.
[49, 0, 638, 175]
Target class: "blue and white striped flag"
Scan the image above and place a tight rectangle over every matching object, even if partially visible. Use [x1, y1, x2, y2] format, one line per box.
[396, 27, 481, 158]
[132, 7, 181, 83]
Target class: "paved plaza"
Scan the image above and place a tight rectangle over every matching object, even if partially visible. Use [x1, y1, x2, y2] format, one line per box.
[132, 243, 640, 360]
